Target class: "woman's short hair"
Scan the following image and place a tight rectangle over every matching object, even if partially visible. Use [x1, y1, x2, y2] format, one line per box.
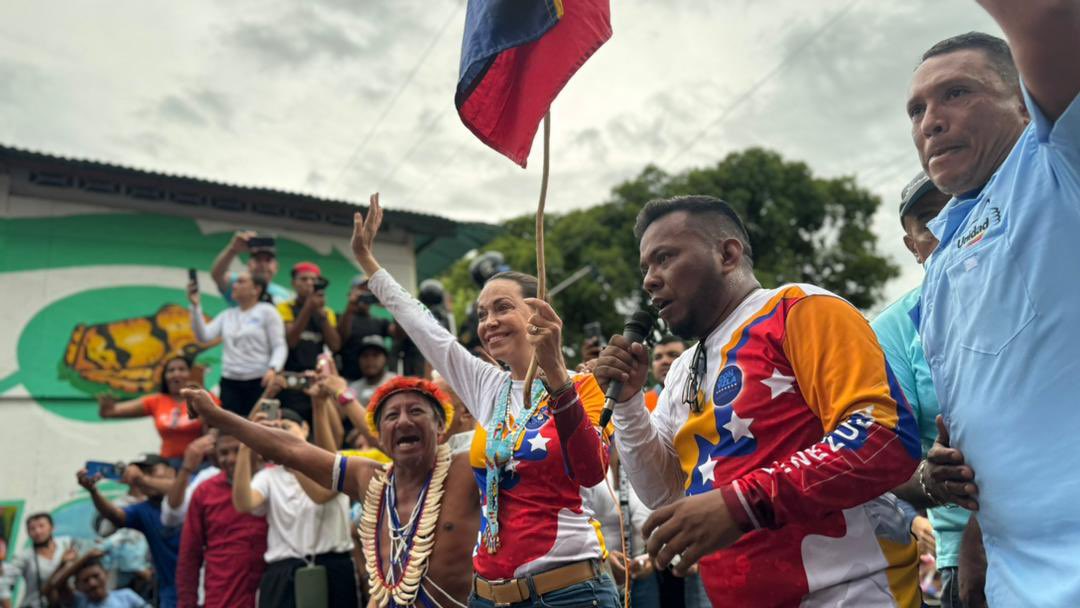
[485, 271, 539, 299]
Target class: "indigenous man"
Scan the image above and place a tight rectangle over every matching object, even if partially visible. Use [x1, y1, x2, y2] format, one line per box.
[596, 195, 922, 607]
[182, 375, 479, 608]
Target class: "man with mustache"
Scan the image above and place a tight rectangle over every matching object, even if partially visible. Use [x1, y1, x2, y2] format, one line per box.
[907, 2, 1080, 605]
[595, 195, 921, 606]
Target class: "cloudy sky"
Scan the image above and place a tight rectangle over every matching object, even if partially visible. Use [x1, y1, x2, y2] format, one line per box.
[0, 0, 1000, 307]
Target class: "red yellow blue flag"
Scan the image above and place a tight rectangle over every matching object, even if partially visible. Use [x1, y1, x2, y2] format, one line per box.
[455, 0, 612, 167]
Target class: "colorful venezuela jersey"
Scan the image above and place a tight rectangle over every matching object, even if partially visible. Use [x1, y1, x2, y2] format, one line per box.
[614, 285, 922, 607]
[467, 376, 611, 580]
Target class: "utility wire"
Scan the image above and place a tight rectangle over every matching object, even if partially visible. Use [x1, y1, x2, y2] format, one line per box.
[327, 2, 463, 194]
[664, 0, 861, 166]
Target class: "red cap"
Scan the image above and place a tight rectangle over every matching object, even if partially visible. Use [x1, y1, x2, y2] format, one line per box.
[291, 261, 321, 277]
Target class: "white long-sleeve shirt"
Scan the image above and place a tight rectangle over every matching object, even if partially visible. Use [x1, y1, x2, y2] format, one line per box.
[190, 302, 286, 380]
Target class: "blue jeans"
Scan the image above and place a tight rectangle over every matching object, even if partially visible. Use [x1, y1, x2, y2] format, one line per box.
[684, 572, 713, 607]
[468, 573, 620, 608]
[616, 572, 661, 608]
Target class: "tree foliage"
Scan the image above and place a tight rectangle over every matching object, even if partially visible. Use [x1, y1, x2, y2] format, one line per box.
[440, 147, 899, 360]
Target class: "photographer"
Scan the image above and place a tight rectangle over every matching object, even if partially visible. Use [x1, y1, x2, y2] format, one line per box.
[277, 262, 340, 422]
[209, 232, 291, 305]
[335, 276, 393, 382]
[76, 456, 181, 608]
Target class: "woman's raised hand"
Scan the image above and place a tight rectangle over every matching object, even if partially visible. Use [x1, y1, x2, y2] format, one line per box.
[351, 193, 384, 276]
[524, 298, 570, 389]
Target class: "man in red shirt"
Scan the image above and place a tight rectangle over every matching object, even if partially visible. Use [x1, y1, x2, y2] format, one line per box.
[176, 432, 267, 608]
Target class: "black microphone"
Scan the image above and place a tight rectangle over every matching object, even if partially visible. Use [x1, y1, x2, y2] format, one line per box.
[598, 310, 655, 428]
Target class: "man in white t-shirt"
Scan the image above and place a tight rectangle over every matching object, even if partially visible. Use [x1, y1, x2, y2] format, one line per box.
[231, 408, 356, 608]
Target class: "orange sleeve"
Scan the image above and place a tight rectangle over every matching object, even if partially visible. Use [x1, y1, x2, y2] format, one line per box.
[141, 394, 158, 416]
[782, 295, 902, 432]
[718, 294, 922, 532]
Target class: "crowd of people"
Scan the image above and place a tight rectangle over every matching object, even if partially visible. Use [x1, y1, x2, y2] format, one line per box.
[3, 2, 1079, 606]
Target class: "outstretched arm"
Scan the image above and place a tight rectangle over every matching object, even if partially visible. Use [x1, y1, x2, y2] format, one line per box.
[350, 193, 503, 424]
[183, 388, 379, 501]
[77, 470, 126, 528]
[211, 231, 253, 295]
[97, 395, 147, 419]
[978, 0, 1080, 121]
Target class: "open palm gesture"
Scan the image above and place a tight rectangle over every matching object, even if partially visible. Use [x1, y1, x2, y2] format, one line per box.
[351, 193, 384, 276]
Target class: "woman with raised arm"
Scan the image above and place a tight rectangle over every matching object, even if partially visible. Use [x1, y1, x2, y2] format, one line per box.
[349, 193, 619, 608]
[97, 355, 219, 468]
[189, 271, 286, 416]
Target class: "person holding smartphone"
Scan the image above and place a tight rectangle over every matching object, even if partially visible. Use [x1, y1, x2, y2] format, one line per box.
[276, 262, 340, 424]
[189, 271, 286, 417]
[209, 232, 292, 306]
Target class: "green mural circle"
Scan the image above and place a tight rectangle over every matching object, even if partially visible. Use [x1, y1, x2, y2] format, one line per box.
[16, 286, 224, 422]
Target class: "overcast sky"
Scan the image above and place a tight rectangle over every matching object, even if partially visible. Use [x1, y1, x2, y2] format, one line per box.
[0, 0, 1001, 307]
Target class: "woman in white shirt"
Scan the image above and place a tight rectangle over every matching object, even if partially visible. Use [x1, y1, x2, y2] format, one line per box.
[231, 408, 357, 608]
[189, 272, 287, 416]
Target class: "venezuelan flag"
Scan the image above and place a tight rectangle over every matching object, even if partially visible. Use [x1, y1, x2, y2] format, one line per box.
[455, 0, 612, 167]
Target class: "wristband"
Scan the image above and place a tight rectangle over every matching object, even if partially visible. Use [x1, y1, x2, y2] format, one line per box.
[336, 388, 357, 407]
[330, 453, 348, 492]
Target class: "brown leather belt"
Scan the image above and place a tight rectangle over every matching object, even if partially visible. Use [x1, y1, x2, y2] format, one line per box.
[473, 560, 598, 605]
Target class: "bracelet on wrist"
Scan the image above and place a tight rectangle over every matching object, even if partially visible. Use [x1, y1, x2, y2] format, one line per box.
[336, 388, 357, 407]
[918, 460, 946, 507]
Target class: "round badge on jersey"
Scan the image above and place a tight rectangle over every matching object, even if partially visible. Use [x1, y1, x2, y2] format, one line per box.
[713, 365, 743, 406]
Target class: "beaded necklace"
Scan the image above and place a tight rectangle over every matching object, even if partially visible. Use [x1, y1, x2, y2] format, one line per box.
[482, 376, 547, 553]
[361, 443, 451, 607]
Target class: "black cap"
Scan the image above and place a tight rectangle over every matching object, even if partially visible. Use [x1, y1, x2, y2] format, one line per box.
[899, 171, 939, 224]
[131, 453, 170, 470]
[358, 334, 388, 355]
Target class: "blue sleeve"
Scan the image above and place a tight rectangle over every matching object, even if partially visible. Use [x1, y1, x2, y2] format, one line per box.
[1024, 83, 1080, 164]
[121, 503, 145, 533]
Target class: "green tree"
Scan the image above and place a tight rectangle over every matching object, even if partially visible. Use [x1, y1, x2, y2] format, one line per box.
[441, 147, 898, 361]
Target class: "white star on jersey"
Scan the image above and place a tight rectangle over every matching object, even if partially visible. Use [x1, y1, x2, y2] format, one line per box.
[723, 411, 755, 441]
[698, 457, 718, 483]
[762, 368, 796, 399]
[527, 434, 551, 453]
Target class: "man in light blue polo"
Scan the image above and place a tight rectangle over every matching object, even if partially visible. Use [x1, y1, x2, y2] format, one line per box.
[872, 172, 970, 608]
[908, 1, 1080, 604]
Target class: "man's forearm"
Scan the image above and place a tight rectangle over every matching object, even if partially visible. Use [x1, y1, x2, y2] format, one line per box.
[89, 488, 126, 527]
[167, 469, 193, 510]
[977, 0, 1080, 121]
[892, 466, 935, 510]
[320, 316, 341, 351]
[210, 247, 237, 293]
[338, 307, 356, 344]
[285, 305, 315, 348]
